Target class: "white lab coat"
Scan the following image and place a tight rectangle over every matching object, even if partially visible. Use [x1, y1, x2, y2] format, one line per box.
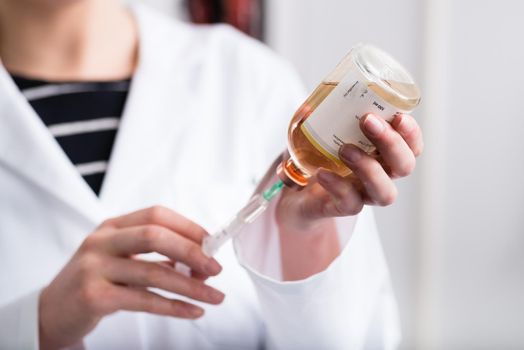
[0, 4, 400, 349]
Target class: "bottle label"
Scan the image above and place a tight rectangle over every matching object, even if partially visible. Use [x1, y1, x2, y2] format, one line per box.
[301, 68, 406, 163]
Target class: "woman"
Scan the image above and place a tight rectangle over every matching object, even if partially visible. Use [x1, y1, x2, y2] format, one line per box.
[0, 0, 424, 349]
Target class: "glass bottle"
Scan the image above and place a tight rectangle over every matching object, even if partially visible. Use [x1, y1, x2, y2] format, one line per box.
[277, 44, 421, 187]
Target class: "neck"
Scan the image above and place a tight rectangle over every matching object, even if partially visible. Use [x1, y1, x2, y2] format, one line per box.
[0, 0, 138, 81]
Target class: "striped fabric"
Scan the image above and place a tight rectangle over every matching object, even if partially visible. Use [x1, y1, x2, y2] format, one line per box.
[11, 75, 131, 195]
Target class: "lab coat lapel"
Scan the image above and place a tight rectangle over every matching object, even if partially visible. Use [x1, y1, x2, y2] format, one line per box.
[99, 5, 196, 209]
[0, 64, 104, 225]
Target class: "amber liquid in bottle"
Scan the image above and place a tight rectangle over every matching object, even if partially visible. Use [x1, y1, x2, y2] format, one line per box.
[283, 80, 420, 186]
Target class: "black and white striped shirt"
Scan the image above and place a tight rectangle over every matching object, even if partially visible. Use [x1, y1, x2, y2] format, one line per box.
[11, 75, 131, 195]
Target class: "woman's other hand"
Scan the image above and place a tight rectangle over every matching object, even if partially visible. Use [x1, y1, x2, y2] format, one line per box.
[276, 113, 423, 280]
[39, 206, 224, 350]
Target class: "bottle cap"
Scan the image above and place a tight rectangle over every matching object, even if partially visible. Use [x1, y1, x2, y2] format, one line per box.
[276, 151, 307, 189]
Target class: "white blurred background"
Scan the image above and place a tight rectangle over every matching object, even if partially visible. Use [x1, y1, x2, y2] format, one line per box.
[134, 0, 524, 348]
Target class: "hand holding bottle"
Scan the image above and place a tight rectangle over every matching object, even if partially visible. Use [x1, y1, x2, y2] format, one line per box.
[275, 112, 423, 233]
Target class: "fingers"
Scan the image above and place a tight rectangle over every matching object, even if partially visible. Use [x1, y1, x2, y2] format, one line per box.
[101, 206, 207, 244]
[191, 270, 210, 281]
[339, 145, 398, 206]
[391, 114, 424, 157]
[150, 260, 209, 281]
[104, 225, 222, 276]
[110, 285, 205, 319]
[316, 169, 364, 216]
[105, 257, 225, 305]
[360, 114, 417, 178]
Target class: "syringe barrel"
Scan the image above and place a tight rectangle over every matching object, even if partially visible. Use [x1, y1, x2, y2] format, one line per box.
[237, 195, 268, 223]
[202, 195, 269, 257]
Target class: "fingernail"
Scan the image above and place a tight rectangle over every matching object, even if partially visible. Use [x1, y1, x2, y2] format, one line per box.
[205, 259, 222, 276]
[363, 114, 385, 137]
[209, 289, 225, 303]
[317, 169, 336, 184]
[397, 115, 414, 136]
[340, 145, 362, 163]
[188, 306, 204, 318]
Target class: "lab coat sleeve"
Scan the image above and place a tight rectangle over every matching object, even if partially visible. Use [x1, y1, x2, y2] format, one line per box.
[233, 52, 401, 349]
[234, 205, 401, 350]
[0, 289, 40, 350]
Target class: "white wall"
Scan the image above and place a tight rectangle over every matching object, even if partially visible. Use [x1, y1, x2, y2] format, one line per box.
[436, 1, 524, 348]
[138, 0, 524, 348]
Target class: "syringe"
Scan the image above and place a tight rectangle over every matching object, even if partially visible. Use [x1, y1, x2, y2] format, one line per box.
[202, 180, 284, 257]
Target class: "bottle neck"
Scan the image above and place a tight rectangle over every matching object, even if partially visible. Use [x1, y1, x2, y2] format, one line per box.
[277, 154, 308, 188]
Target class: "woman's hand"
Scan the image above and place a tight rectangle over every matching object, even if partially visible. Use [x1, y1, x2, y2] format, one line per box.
[275, 113, 423, 280]
[276, 113, 423, 231]
[39, 206, 224, 350]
